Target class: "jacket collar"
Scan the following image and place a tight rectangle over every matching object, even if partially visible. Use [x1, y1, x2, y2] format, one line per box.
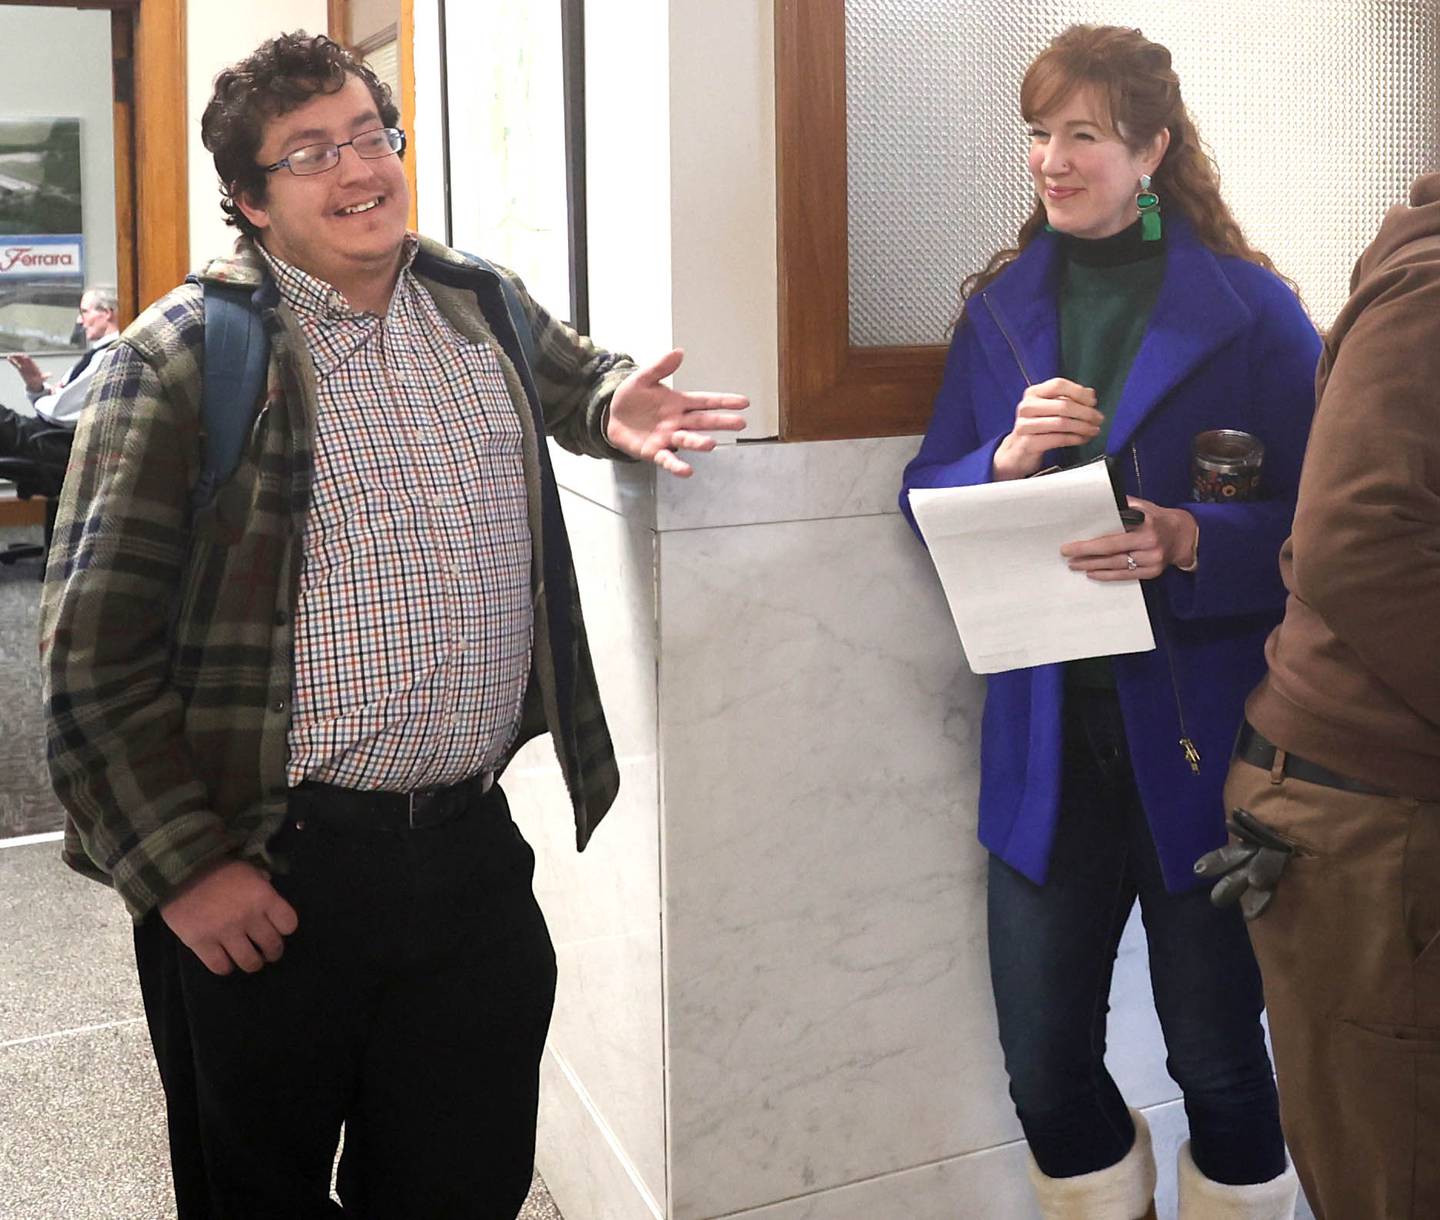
[195, 237, 268, 290]
[412, 232, 489, 275]
[193, 233, 492, 308]
[976, 214, 1253, 452]
[191, 233, 524, 405]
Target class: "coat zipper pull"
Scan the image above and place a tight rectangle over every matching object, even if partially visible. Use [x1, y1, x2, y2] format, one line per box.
[1133, 441, 1202, 779]
[1180, 737, 1201, 774]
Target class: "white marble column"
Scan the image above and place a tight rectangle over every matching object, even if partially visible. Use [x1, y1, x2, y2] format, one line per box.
[503, 436, 1198, 1220]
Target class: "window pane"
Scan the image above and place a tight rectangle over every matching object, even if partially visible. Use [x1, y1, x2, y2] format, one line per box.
[0, 5, 115, 401]
[0, 287, 81, 353]
[845, 0, 1440, 345]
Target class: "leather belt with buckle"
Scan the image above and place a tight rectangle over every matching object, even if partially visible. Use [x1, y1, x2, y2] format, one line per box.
[1234, 722, 1392, 797]
[290, 770, 496, 831]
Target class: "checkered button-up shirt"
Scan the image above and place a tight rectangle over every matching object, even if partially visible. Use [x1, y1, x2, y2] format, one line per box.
[44, 236, 635, 919]
[263, 242, 533, 791]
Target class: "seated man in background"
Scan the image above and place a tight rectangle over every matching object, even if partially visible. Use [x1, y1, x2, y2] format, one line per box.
[1, 285, 120, 464]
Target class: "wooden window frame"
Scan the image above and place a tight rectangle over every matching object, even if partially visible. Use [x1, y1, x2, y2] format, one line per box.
[328, 0, 349, 45]
[123, 0, 188, 323]
[775, 2, 944, 442]
[398, 0, 418, 233]
[331, 0, 421, 235]
[4, 0, 186, 326]
[0, 0, 183, 528]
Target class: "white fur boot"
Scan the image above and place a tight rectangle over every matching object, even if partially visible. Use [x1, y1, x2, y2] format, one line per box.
[1177, 1141, 1299, 1219]
[1027, 1108, 1158, 1220]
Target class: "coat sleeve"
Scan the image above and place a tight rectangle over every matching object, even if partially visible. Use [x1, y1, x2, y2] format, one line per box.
[1286, 267, 1440, 725]
[1159, 280, 1321, 621]
[899, 318, 1011, 538]
[40, 335, 233, 920]
[494, 266, 636, 460]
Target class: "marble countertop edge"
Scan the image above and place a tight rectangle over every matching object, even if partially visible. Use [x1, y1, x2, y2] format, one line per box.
[551, 435, 924, 533]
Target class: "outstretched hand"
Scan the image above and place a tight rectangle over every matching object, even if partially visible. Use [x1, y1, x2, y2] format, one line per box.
[606, 349, 748, 477]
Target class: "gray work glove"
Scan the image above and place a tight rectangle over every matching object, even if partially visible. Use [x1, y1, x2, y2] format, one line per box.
[1193, 808, 1295, 921]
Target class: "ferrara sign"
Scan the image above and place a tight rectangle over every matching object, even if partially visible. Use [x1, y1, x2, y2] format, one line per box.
[0, 235, 84, 279]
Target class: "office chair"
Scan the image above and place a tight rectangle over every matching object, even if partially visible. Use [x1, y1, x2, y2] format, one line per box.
[0, 426, 70, 574]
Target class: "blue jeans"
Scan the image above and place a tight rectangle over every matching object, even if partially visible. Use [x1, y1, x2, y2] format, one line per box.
[987, 687, 1285, 1184]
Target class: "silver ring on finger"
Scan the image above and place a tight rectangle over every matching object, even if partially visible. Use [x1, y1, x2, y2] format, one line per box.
[1125, 553, 1138, 571]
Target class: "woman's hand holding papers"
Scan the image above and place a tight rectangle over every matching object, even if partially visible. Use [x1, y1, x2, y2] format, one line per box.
[1061, 495, 1200, 581]
[992, 378, 1104, 481]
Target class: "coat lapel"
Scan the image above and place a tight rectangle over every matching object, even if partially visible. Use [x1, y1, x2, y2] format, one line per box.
[1106, 226, 1252, 453]
[976, 233, 1062, 394]
[973, 220, 1254, 455]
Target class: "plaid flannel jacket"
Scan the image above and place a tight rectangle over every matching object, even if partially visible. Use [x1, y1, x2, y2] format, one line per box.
[41, 236, 631, 919]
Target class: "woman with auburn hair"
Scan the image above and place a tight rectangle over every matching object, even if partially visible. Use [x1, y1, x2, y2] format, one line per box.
[900, 26, 1315, 1220]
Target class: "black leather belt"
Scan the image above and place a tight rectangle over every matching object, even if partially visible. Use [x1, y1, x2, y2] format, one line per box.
[1234, 722, 1392, 797]
[289, 769, 496, 832]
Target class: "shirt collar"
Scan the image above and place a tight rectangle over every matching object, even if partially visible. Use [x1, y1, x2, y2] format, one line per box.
[258, 233, 420, 322]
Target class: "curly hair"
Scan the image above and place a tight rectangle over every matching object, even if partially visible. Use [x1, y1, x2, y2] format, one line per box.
[959, 25, 1286, 312]
[201, 31, 401, 238]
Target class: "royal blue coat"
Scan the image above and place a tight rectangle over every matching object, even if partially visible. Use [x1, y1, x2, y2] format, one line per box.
[901, 218, 1321, 893]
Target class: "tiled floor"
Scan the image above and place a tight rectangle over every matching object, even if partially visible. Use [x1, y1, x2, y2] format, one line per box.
[0, 839, 173, 1217]
[0, 515, 563, 1216]
[0, 835, 564, 1218]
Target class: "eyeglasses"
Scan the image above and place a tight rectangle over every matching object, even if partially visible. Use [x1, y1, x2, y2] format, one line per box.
[262, 127, 406, 177]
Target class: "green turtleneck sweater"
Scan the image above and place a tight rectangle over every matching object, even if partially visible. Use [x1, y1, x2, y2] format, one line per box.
[1058, 219, 1166, 688]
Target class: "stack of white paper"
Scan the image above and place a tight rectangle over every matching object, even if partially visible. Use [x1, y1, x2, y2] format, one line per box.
[908, 460, 1155, 674]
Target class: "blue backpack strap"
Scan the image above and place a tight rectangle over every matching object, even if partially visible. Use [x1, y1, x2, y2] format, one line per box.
[459, 253, 537, 375]
[191, 277, 269, 510]
[495, 270, 537, 375]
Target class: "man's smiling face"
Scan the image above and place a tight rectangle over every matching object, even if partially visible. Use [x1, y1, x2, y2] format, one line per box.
[238, 72, 409, 299]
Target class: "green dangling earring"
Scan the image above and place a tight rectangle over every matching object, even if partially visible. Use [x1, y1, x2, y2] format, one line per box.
[1137, 174, 1162, 241]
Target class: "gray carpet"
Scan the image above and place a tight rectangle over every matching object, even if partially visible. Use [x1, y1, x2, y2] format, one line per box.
[0, 523, 59, 838]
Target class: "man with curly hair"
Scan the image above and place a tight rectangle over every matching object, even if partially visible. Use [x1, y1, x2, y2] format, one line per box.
[41, 31, 745, 1220]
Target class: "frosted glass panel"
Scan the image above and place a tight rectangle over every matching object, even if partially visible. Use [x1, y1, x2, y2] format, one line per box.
[846, 0, 1440, 346]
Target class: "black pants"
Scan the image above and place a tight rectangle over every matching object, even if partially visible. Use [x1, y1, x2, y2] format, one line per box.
[134, 783, 558, 1219]
[0, 404, 69, 467]
[987, 687, 1286, 1184]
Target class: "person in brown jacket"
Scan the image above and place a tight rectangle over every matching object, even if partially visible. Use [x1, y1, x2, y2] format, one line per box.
[1219, 173, 1440, 1219]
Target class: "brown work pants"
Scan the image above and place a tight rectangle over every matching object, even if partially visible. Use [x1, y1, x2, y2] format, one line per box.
[1225, 758, 1440, 1220]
